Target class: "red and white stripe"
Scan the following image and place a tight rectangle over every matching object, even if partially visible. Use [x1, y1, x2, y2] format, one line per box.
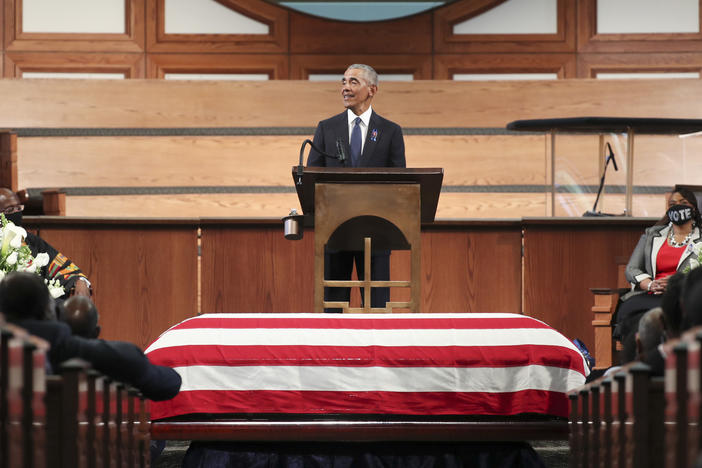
[146, 313, 588, 419]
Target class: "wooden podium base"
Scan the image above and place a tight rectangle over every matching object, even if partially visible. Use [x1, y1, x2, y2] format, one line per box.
[314, 183, 421, 313]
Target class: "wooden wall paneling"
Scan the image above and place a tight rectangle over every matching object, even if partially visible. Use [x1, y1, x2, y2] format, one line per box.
[2, 79, 702, 128]
[433, 53, 577, 79]
[200, 224, 315, 313]
[421, 225, 522, 313]
[290, 55, 433, 80]
[199, 222, 521, 315]
[522, 221, 650, 353]
[51, 192, 666, 220]
[4, 52, 145, 78]
[62, 193, 302, 218]
[146, 53, 288, 79]
[4, 0, 145, 53]
[576, 52, 702, 79]
[33, 222, 199, 350]
[0, 131, 17, 191]
[289, 10, 432, 54]
[433, 0, 576, 53]
[146, 0, 288, 53]
[577, 0, 702, 53]
[17, 135, 308, 189]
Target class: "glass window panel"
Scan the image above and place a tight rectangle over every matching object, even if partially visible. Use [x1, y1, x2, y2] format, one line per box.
[279, 2, 444, 22]
[164, 73, 269, 80]
[23, 0, 125, 33]
[165, 0, 269, 34]
[453, 73, 558, 81]
[596, 72, 700, 80]
[308, 74, 414, 81]
[597, 0, 699, 34]
[22, 72, 125, 79]
[453, 0, 557, 34]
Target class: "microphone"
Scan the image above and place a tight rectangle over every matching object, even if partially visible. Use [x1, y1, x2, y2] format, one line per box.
[606, 142, 618, 171]
[583, 142, 621, 216]
[296, 139, 344, 185]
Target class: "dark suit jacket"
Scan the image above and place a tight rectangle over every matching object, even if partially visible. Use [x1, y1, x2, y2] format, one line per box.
[12, 318, 182, 401]
[307, 110, 405, 168]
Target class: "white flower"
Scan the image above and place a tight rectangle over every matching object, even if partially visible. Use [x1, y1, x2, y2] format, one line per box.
[34, 252, 49, 268]
[6, 251, 17, 265]
[6, 224, 26, 249]
[45, 279, 65, 299]
[691, 258, 700, 270]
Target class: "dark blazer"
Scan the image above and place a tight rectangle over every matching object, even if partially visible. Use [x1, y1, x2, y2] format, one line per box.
[12, 319, 182, 401]
[307, 110, 405, 168]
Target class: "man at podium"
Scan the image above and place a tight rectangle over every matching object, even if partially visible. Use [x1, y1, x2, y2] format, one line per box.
[307, 64, 406, 312]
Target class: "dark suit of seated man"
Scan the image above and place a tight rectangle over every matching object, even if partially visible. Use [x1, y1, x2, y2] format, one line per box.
[0, 272, 181, 401]
[306, 64, 406, 312]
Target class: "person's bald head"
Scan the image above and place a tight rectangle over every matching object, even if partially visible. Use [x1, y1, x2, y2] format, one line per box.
[60, 296, 100, 338]
[0, 188, 19, 211]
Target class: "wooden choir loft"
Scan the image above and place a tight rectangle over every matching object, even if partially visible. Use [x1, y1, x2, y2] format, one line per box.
[0, 1, 702, 467]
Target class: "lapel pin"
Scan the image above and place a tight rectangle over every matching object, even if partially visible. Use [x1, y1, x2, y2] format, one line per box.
[370, 129, 378, 142]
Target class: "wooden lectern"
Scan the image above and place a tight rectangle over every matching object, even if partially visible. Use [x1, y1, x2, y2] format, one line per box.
[293, 167, 443, 313]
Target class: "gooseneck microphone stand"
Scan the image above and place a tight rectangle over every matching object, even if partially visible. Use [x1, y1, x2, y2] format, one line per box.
[584, 142, 619, 216]
[296, 139, 346, 185]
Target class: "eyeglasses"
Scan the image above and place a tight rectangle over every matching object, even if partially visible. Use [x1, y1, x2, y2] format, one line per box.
[1, 204, 23, 215]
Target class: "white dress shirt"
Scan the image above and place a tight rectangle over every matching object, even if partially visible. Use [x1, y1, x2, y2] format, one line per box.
[347, 107, 372, 154]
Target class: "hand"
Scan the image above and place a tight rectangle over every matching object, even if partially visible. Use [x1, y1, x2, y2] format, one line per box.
[649, 279, 666, 295]
[71, 279, 91, 297]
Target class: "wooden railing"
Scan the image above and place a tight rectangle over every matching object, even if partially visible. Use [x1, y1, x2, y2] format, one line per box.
[570, 328, 702, 468]
[0, 324, 150, 468]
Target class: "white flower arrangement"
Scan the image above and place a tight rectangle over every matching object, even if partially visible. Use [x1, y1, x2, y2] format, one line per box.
[685, 243, 702, 273]
[0, 214, 65, 298]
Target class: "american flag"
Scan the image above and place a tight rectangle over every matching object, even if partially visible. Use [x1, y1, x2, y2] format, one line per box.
[146, 313, 588, 420]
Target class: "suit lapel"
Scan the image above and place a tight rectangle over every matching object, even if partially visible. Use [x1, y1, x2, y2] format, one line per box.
[359, 112, 379, 166]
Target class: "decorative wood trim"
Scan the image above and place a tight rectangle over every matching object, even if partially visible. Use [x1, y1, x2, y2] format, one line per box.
[147, 53, 288, 79]
[289, 10, 431, 54]
[434, 0, 575, 53]
[290, 55, 433, 80]
[146, 0, 288, 53]
[4, 52, 145, 78]
[4, 0, 144, 52]
[433, 53, 576, 79]
[0, 131, 17, 191]
[577, 0, 702, 53]
[577, 52, 702, 78]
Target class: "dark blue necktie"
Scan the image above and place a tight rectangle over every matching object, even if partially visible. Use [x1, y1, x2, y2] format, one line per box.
[350, 117, 362, 167]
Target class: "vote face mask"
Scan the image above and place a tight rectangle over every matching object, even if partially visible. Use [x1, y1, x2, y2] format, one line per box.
[668, 204, 694, 225]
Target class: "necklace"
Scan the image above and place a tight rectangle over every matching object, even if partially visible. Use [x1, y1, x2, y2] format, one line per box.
[668, 228, 693, 248]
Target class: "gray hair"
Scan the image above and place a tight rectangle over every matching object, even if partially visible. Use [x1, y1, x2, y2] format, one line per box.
[347, 64, 378, 87]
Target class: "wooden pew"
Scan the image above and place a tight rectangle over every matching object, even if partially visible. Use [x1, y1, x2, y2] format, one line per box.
[1, 324, 152, 468]
[569, 362, 665, 468]
[664, 329, 702, 468]
[0, 327, 12, 468]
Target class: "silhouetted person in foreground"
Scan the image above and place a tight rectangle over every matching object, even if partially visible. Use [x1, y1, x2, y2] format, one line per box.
[0, 272, 181, 401]
[60, 295, 101, 339]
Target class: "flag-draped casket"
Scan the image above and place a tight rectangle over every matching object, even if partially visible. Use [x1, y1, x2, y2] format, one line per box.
[145, 313, 588, 420]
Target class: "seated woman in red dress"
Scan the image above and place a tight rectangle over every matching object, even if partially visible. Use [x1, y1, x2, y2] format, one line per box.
[615, 187, 702, 361]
